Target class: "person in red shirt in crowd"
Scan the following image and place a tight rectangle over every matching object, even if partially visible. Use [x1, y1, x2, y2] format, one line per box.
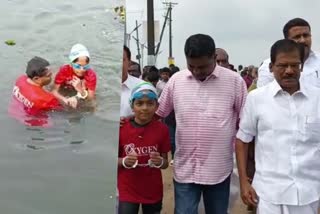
[8, 56, 61, 126]
[117, 82, 171, 214]
[52, 44, 97, 109]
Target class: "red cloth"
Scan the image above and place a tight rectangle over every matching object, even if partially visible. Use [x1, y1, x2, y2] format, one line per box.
[118, 119, 171, 204]
[11, 75, 60, 114]
[8, 75, 61, 126]
[243, 75, 253, 89]
[54, 64, 97, 91]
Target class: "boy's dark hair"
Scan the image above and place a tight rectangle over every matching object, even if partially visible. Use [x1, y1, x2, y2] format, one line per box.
[148, 66, 159, 73]
[240, 70, 248, 77]
[159, 67, 171, 74]
[170, 66, 180, 76]
[283, 18, 311, 39]
[26, 56, 50, 78]
[123, 45, 131, 60]
[142, 70, 160, 82]
[184, 34, 215, 58]
[270, 39, 304, 64]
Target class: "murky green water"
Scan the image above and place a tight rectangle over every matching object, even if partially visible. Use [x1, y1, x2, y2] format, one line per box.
[0, 0, 123, 213]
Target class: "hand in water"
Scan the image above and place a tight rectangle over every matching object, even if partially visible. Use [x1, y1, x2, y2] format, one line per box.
[64, 96, 78, 109]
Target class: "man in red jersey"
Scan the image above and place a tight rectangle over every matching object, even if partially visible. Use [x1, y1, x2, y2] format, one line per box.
[9, 56, 61, 126]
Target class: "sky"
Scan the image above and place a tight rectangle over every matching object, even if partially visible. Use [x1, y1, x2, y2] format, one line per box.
[126, 0, 320, 70]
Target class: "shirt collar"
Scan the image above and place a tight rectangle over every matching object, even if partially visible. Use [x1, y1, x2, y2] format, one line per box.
[122, 74, 135, 89]
[305, 50, 316, 63]
[186, 64, 220, 80]
[270, 79, 309, 98]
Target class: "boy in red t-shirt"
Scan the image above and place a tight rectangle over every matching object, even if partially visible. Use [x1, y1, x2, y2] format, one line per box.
[117, 82, 171, 214]
[52, 44, 97, 109]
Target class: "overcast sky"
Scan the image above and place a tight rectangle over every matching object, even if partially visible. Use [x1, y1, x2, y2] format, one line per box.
[126, 0, 320, 69]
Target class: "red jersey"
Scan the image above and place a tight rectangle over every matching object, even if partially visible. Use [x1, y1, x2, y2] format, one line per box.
[11, 75, 60, 114]
[118, 119, 171, 204]
[54, 64, 97, 91]
[8, 75, 60, 126]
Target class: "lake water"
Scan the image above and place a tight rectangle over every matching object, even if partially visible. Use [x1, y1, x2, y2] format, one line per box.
[0, 0, 123, 213]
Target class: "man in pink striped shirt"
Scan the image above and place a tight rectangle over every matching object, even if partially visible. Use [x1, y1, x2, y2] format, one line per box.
[156, 34, 247, 214]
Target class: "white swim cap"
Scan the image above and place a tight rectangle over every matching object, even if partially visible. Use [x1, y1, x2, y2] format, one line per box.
[69, 44, 90, 63]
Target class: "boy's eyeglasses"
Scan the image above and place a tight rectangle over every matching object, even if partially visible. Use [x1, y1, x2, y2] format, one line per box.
[72, 63, 90, 71]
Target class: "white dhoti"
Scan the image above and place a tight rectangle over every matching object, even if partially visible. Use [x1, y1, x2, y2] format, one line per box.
[257, 198, 318, 214]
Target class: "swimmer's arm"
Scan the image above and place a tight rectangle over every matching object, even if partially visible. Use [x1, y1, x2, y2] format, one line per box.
[87, 89, 95, 100]
[52, 84, 68, 103]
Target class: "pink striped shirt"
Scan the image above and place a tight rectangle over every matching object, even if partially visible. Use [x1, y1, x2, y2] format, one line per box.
[157, 65, 247, 184]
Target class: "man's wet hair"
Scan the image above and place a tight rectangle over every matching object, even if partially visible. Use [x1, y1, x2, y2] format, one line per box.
[283, 18, 311, 39]
[270, 39, 304, 64]
[26, 56, 50, 79]
[123, 45, 131, 60]
[184, 34, 215, 58]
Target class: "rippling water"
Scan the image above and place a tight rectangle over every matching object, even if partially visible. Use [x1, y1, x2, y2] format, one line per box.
[0, 0, 123, 213]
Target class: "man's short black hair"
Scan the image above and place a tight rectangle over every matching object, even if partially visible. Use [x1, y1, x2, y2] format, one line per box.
[283, 18, 311, 39]
[270, 39, 304, 64]
[159, 67, 171, 74]
[184, 34, 215, 58]
[123, 45, 131, 60]
[148, 66, 159, 73]
[142, 70, 159, 82]
[26, 56, 50, 78]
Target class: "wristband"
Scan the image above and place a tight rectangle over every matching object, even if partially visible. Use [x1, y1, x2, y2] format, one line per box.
[76, 90, 88, 99]
[122, 156, 137, 169]
[149, 157, 164, 168]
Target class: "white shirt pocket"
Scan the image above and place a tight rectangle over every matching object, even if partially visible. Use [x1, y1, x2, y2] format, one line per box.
[303, 116, 320, 144]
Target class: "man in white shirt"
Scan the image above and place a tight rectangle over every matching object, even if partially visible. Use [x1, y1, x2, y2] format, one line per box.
[236, 39, 320, 214]
[257, 18, 320, 88]
[121, 46, 144, 117]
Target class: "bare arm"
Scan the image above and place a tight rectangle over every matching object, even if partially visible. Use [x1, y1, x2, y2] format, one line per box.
[52, 84, 67, 103]
[159, 153, 169, 169]
[87, 89, 95, 100]
[235, 139, 258, 207]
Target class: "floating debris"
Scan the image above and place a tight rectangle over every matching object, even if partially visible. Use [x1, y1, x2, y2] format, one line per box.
[5, 39, 16, 46]
[70, 140, 84, 144]
[26, 144, 43, 150]
[113, 5, 125, 24]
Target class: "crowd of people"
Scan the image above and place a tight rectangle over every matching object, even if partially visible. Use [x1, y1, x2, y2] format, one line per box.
[118, 17, 320, 214]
